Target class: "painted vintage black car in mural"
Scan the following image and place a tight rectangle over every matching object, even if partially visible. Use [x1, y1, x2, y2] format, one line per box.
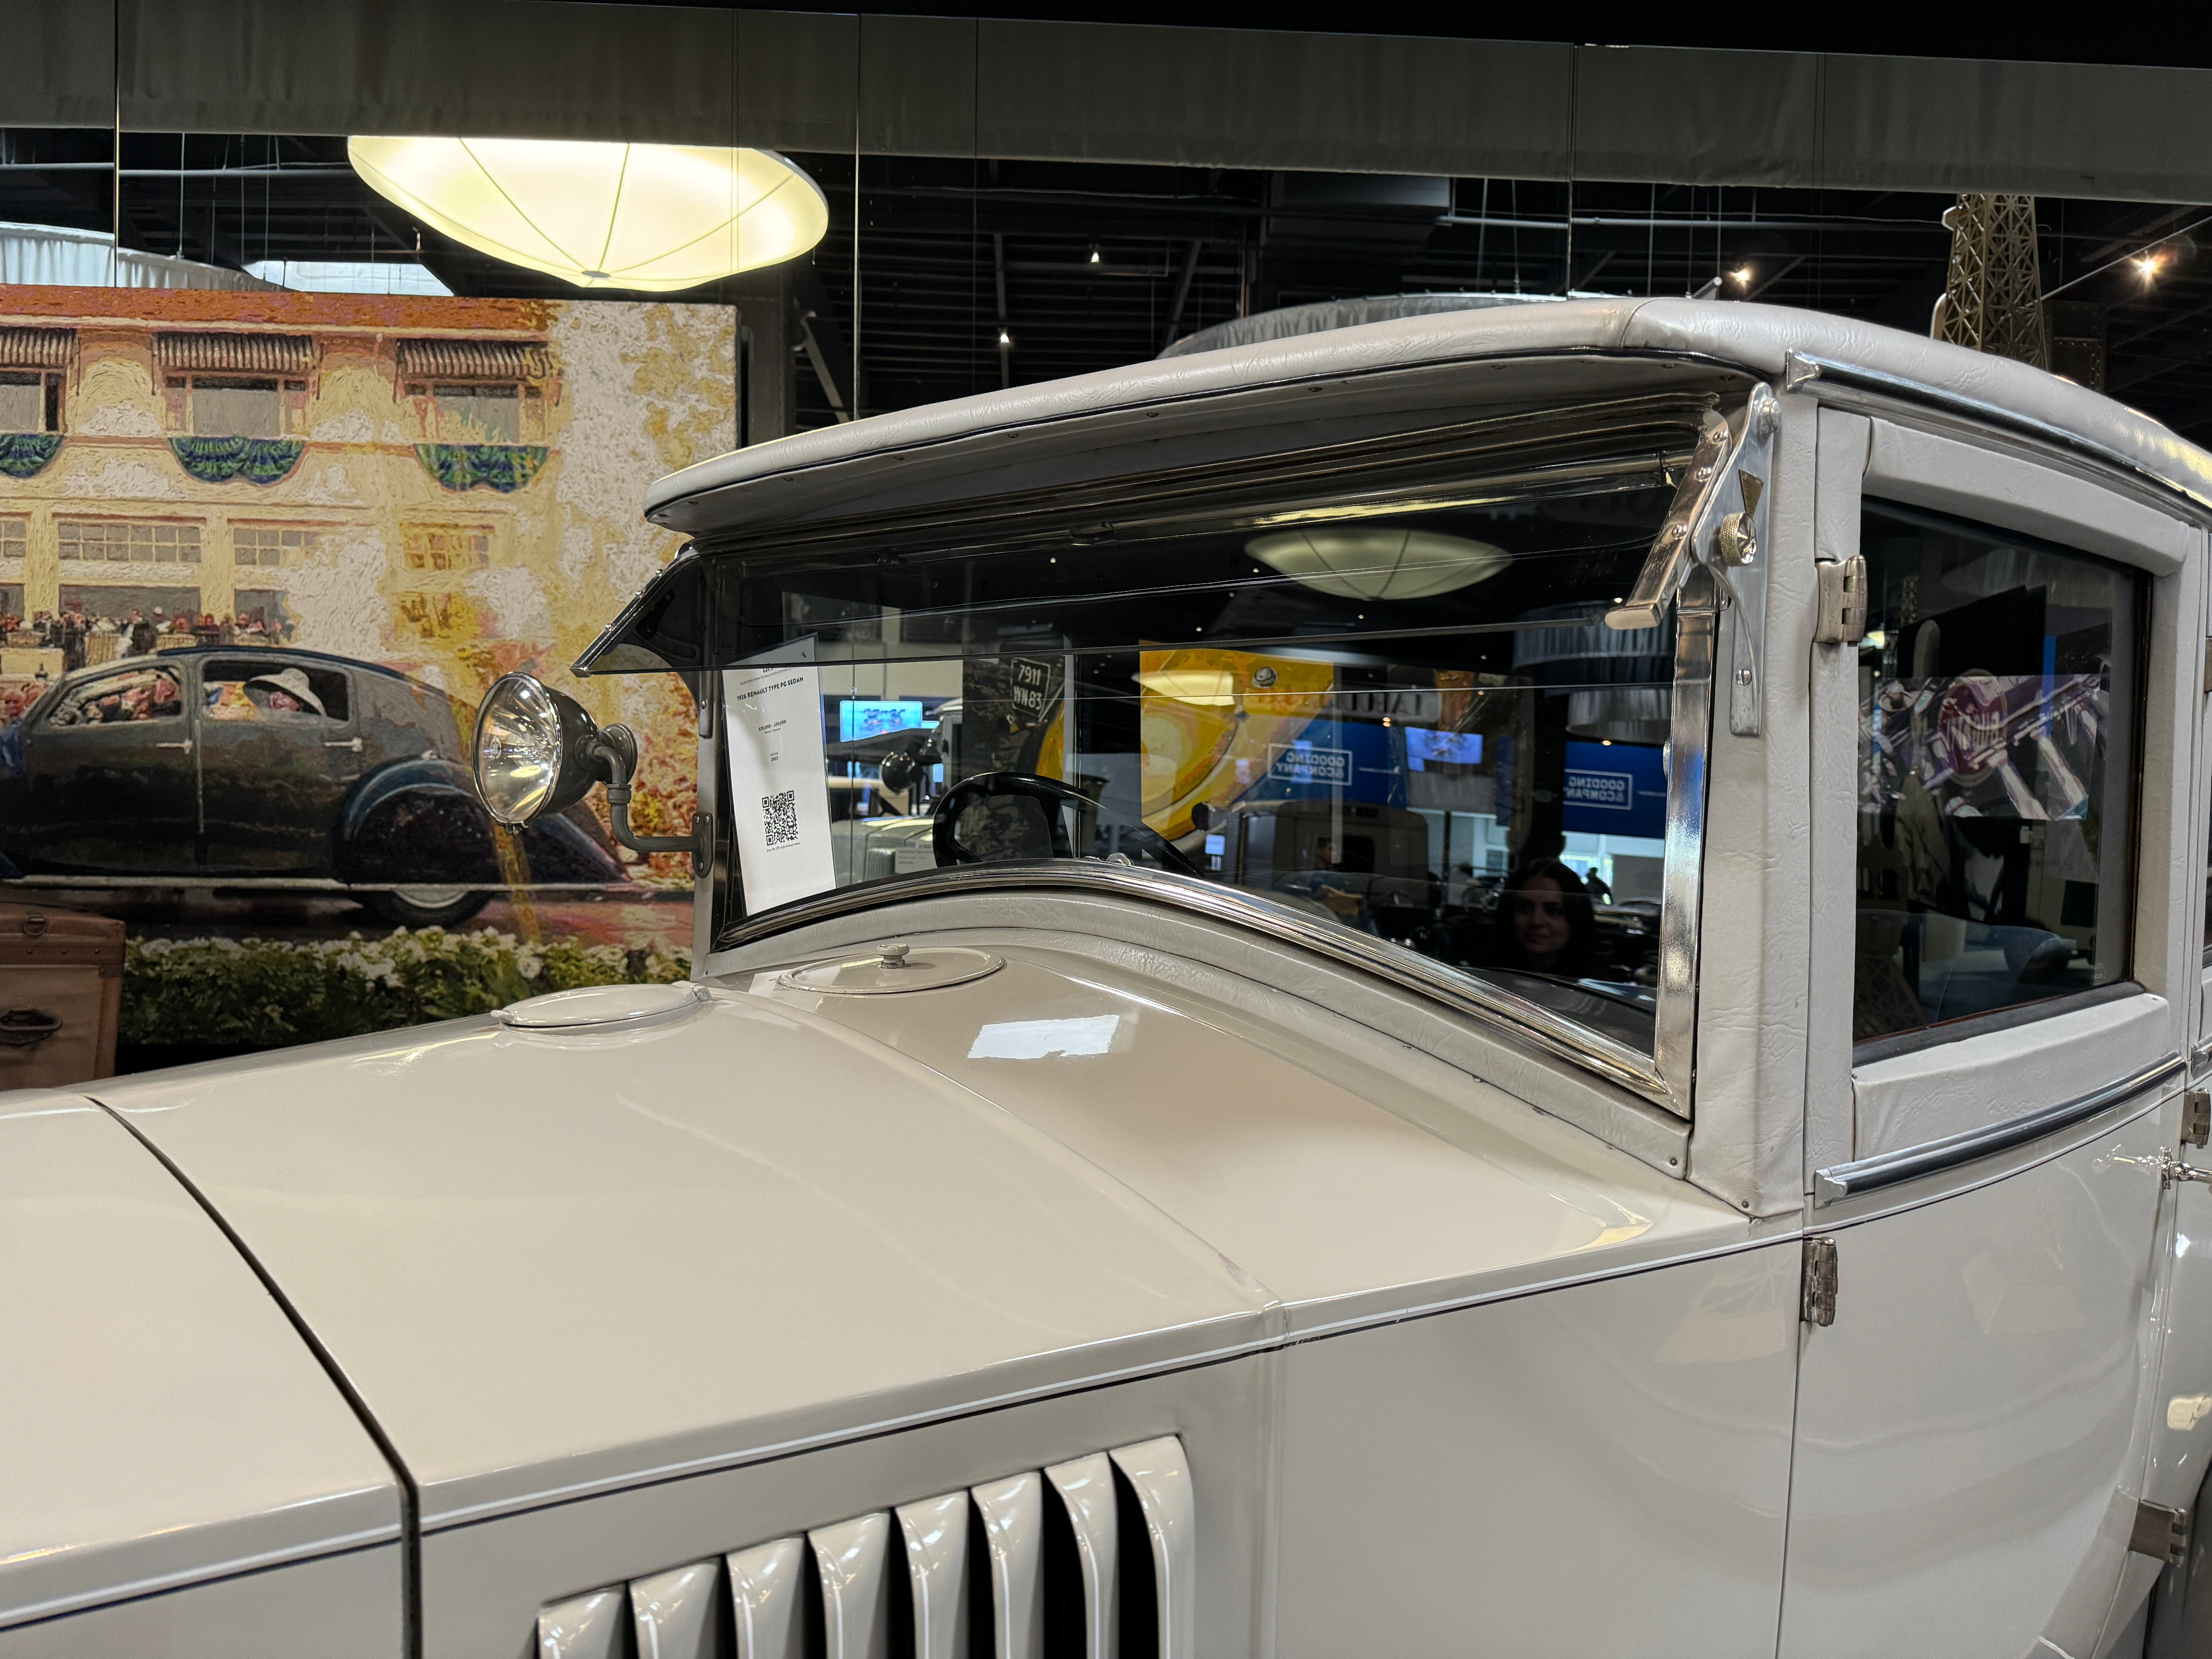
[0, 646, 622, 926]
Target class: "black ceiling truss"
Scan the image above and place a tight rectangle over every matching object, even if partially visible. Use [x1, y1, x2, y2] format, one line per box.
[3, 128, 2210, 444]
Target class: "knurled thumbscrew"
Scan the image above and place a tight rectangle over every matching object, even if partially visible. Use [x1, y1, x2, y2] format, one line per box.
[879, 942, 912, 969]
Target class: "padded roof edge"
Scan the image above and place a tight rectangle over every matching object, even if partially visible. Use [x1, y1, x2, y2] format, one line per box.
[644, 299, 2212, 539]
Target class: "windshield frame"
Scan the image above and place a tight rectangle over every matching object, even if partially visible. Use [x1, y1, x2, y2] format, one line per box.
[666, 404, 1727, 1116]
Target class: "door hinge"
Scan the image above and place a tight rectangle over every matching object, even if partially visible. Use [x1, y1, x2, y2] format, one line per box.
[1802, 1236, 1838, 1326]
[1813, 555, 1868, 646]
[2187, 1089, 2210, 1149]
[2131, 1500, 2190, 1567]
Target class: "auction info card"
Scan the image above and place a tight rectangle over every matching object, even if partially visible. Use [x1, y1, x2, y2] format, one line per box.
[724, 637, 836, 914]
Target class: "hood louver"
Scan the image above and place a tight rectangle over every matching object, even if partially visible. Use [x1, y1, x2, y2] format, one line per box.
[535, 1436, 1193, 1659]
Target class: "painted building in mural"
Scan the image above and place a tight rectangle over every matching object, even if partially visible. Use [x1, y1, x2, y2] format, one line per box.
[0, 287, 734, 880]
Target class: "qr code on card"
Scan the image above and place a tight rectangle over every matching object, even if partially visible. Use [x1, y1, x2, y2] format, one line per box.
[761, 789, 800, 848]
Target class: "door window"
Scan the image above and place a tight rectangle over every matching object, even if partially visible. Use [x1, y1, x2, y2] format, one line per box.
[44, 666, 183, 727]
[200, 660, 349, 724]
[1854, 501, 2143, 1044]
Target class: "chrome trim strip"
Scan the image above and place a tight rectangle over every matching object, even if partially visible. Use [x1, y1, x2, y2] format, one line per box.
[1782, 352, 2212, 519]
[713, 860, 1672, 1106]
[1813, 1053, 2183, 1207]
[1653, 569, 1716, 1114]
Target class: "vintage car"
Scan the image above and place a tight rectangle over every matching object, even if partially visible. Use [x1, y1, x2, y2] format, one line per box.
[0, 645, 622, 926]
[12, 299, 2212, 1659]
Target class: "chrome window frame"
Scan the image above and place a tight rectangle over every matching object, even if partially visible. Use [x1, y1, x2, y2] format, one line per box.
[696, 424, 1727, 1118]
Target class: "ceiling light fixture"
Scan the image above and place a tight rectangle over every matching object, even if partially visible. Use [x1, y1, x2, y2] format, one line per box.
[1245, 526, 1510, 601]
[998, 327, 1013, 347]
[1089, 246, 1102, 265]
[1731, 266, 1753, 285]
[346, 137, 828, 291]
[2140, 254, 2162, 280]
[1133, 668, 1237, 706]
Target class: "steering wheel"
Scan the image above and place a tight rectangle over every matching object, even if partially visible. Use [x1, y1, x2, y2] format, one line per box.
[931, 771, 1203, 876]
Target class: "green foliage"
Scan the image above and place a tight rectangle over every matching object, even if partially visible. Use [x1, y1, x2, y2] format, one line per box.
[121, 927, 690, 1049]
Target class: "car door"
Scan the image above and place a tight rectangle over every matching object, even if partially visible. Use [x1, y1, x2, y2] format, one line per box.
[196, 656, 363, 876]
[12, 659, 197, 874]
[1782, 410, 2198, 1657]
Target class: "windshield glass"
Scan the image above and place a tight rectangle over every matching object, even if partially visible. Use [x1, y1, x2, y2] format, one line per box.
[679, 429, 1696, 1059]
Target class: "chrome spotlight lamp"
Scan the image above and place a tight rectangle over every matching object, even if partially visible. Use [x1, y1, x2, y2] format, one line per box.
[472, 672, 703, 861]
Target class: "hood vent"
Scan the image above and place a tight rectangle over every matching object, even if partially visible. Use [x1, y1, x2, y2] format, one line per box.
[535, 1435, 1193, 1659]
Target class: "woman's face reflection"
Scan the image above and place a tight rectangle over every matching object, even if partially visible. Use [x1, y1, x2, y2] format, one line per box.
[1509, 874, 1571, 970]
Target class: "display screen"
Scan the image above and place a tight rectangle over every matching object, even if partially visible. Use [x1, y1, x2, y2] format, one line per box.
[839, 699, 924, 742]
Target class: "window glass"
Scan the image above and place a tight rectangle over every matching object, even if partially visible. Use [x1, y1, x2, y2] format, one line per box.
[45, 666, 182, 726]
[0, 373, 43, 432]
[192, 378, 282, 437]
[201, 659, 348, 723]
[698, 439, 1697, 1059]
[1854, 501, 2142, 1044]
[436, 385, 521, 443]
[233, 526, 320, 567]
[58, 520, 203, 564]
[401, 524, 491, 570]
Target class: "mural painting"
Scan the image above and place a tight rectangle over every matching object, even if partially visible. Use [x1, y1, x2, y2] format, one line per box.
[0, 287, 733, 1059]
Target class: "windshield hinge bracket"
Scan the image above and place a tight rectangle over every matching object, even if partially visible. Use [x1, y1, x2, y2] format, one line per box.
[1606, 382, 1779, 736]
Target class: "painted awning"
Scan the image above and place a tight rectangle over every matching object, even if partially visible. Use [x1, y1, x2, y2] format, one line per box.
[0, 328, 76, 370]
[395, 339, 551, 381]
[153, 332, 318, 375]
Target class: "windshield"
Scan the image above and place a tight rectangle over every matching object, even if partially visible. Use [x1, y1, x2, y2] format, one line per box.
[611, 420, 1703, 1060]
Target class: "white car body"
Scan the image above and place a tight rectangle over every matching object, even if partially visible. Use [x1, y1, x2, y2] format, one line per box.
[9, 299, 2212, 1658]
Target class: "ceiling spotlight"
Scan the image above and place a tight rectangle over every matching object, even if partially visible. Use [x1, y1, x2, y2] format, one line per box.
[2140, 254, 2162, 280]
[1088, 246, 1102, 265]
[347, 137, 827, 290]
[997, 327, 1012, 347]
[1730, 266, 1753, 286]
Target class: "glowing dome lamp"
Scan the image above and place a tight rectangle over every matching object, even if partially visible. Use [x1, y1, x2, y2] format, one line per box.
[1246, 526, 1510, 601]
[347, 137, 829, 292]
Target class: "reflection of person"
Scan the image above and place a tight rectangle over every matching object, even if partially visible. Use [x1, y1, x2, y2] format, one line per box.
[64, 670, 179, 725]
[246, 668, 328, 719]
[1484, 858, 1597, 977]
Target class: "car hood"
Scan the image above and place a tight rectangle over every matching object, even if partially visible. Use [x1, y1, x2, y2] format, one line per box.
[92, 940, 1739, 1528]
[0, 1094, 398, 1632]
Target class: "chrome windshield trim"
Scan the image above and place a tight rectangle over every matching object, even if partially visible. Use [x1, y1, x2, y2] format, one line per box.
[1812, 1053, 2183, 1207]
[1652, 565, 1716, 1115]
[713, 860, 1672, 1107]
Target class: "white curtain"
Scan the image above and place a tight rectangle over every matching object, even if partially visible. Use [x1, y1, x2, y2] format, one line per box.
[0, 221, 280, 290]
